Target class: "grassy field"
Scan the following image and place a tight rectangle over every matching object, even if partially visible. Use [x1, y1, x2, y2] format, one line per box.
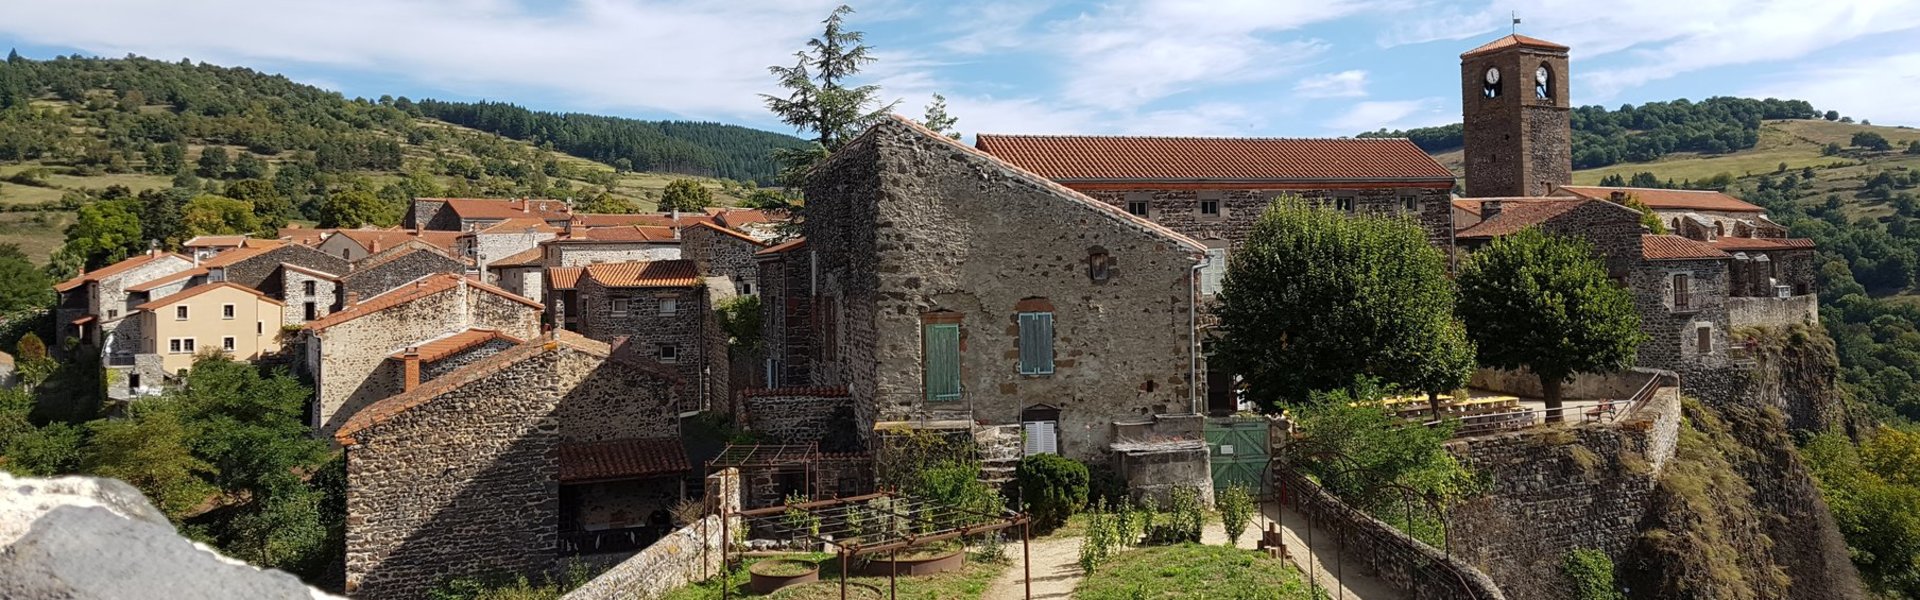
[0, 211, 75, 264]
[1073, 543, 1321, 600]
[1573, 120, 1920, 186]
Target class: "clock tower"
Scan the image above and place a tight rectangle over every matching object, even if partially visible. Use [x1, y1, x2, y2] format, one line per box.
[1461, 34, 1570, 197]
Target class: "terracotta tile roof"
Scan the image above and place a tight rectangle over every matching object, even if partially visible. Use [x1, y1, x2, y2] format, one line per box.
[243, 238, 286, 249]
[126, 267, 208, 293]
[183, 235, 248, 248]
[306, 274, 540, 332]
[570, 213, 720, 229]
[70, 315, 94, 326]
[547, 266, 584, 291]
[1451, 199, 1484, 216]
[489, 246, 546, 268]
[558, 438, 691, 483]
[352, 240, 468, 272]
[334, 228, 463, 253]
[434, 198, 571, 221]
[583, 260, 701, 288]
[1460, 34, 1569, 58]
[1711, 237, 1816, 252]
[1643, 235, 1732, 261]
[1556, 186, 1765, 213]
[278, 227, 330, 246]
[855, 116, 1207, 254]
[755, 237, 806, 257]
[974, 133, 1455, 183]
[336, 330, 611, 444]
[390, 327, 523, 363]
[135, 282, 283, 311]
[712, 208, 784, 228]
[561, 225, 679, 242]
[1455, 199, 1587, 239]
[55, 252, 191, 293]
[688, 221, 769, 247]
[471, 218, 561, 236]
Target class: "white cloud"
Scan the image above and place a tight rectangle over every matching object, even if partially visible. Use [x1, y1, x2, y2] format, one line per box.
[0, 0, 844, 120]
[1323, 98, 1448, 133]
[1293, 70, 1369, 99]
[1376, 5, 1503, 48]
[1744, 51, 1920, 127]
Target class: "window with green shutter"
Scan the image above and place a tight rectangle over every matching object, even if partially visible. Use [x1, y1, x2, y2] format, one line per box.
[925, 322, 962, 401]
[1018, 312, 1054, 375]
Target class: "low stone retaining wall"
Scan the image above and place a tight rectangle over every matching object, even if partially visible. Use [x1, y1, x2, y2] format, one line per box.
[1469, 367, 1665, 401]
[1727, 294, 1818, 329]
[1274, 467, 1506, 600]
[564, 469, 741, 600]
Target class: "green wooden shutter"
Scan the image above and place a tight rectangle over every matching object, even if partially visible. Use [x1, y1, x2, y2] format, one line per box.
[925, 323, 961, 401]
[1018, 312, 1054, 375]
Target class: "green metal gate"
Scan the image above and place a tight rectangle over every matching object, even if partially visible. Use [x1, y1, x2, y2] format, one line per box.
[1205, 418, 1270, 498]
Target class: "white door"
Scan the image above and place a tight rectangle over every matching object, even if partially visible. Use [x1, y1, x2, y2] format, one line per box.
[1023, 421, 1058, 456]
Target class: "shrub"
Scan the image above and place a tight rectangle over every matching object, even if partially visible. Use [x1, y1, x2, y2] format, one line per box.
[1017, 454, 1089, 533]
[1079, 498, 1112, 574]
[1563, 548, 1623, 600]
[1218, 485, 1254, 546]
[1144, 486, 1204, 545]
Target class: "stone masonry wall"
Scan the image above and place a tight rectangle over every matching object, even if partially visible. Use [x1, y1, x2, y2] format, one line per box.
[420, 338, 517, 383]
[554, 348, 681, 443]
[562, 469, 740, 600]
[1276, 466, 1508, 600]
[548, 243, 680, 267]
[576, 277, 711, 412]
[1728, 294, 1819, 330]
[1469, 367, 1666, 402]
[281, 270, 339, 326]
[1077, 187, 1454, 252]
[1631, 257, 1732, 370]
[683, 225, 762, 294]
[755, 252, 811, 387]
[804, 118, 1202, 461]
[1443, 386, 1682, 600]
[342, 250, 468, 299]
[739, 388, 856, 449]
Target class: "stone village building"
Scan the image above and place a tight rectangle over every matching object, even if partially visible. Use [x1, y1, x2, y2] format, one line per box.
[303, 273, 544, 439]
[573, 259, 730, 414]
[338, 241, 473, 299]
[129, 282, 284, 381]
[337, 330, 687, 600]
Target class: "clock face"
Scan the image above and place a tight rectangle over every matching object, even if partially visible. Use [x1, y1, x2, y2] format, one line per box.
[1536, 66, 1550, 84]
[1485, 67, 1501, 85]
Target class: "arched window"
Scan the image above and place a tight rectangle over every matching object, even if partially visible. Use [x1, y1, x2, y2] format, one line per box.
[1087, 246, 1113, 283]
[1535, 63, 1553, 101]
[1482, 67, 1502, 99]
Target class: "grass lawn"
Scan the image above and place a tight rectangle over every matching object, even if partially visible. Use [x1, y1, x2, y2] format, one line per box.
[1074, 544, 1323, 600]
[663, 551, 1004, 600]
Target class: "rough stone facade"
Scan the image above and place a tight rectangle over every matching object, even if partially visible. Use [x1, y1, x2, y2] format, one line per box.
[1728, 248, 1816, 298]
[739, 387, 857, 450]
[405, 199, 451, 231]
[1443, 387, 1682, 600]
[463, 228, 557, 270]
[682, 224, 765, 296]
[341, 247, 471, 299]
[309, 278, 543, 439]
[418, 337, 518, 383]
[340, 333, 683, 600]
[801, 117, 1205, 462]
[56, 253, 196, 356]
[279, 268, 340, 327]
[1461, 40, 1571, 197]
[1631, 256, 1731, 370]
[545, 241, 680, 267]
[754, 246, 812, 387]
[1728, 294, 1819, 330]
[576, 276, 719, 413]
[1077, 187, 1455, 253]
[215, 245, 350, 295]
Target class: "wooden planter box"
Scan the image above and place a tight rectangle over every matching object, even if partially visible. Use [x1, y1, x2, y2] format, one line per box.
[860, 547, 965, 577]
[748, 559, 820, 594]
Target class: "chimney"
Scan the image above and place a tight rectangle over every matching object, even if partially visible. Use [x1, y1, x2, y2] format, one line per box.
[401, 348, 422, 392]
[521, 198, 531, 213]
[1481, 200, 1503, 220]
[1610, 191, 1628, 203]
[370, 239, 381, 254]
[344, 291, 360, 307]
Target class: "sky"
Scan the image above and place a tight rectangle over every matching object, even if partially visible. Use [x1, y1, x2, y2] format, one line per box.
[1, 0, 1917, 140]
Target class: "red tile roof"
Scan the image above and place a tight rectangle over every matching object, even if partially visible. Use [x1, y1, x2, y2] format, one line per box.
[390, 327, 523, 363]
[306, 274, 540, 332]
[1711, 237, 1816, 252]
[583, 260, 701, 288]
[126, 267, 208, 293]
[557, 438, 690, 483]
[135, 282, 283, 311]
[1643, 235, 1732, 261]
[688, 221, 768, 247]
[198, 244, 277, 268]
[489, 246, 546, 268]
[471, 218, 561, 236]
[55, 252, 191, 293]
[560, 225, 679, 242]
[435, 198, 571, 221]
[278, 227, 330, 246]
[755, 237, 806, 257]
[974, 134, 1455, 183]
[1461, 34, 1569, 58]
[1556, 186, 1765, 213]
[183, 235, 249, 248]
[712, 208, 783, 227]
[1454, 199, 1587, 239]
[547, 266, 584, 291]
[334, 228, 464, 253]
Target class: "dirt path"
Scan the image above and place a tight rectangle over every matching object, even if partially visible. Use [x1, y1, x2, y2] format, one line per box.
[981, 503, 1405, 600]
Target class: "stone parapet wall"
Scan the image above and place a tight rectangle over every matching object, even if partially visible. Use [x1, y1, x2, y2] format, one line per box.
[740, 387, 855, 448]
[1275, 467, 1506, 600]
[1728, 294, 1818, 330]
[563, 469, 739, 600]
[1468, 367, 1666, 401]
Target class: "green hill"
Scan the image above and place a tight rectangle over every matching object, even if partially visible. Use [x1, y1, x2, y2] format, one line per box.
[0, 53, 805, 265]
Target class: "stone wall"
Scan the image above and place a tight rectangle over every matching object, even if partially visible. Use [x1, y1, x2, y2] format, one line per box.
[803, 117, 1203, 461]
[554, 347, 681, 443]
[739, 387, 857, 450]
[1442, 387, 1682, 600]
[1469, 367, 1666, 401]
[755, 250, 811, 387]
[1631, 257, 1731, 370]
[470, 230, 555, 269]
[548, 242, 680, 267]
[419, 338, 517, 383]
[812, 453, 877, 500]
[562, 469, 741, 600]
[342, 249, 469, 299]
[280, 270, 339, 326]
[683, 225, 763, 294]
[1275, 467, 1507, 600]
[1115, 443, 1213, 507]
[1727, 294, 1819, 330]
[406, 199, 451, 230]
[576, 278, 713, 413]
[1077, 187, 1453, 252]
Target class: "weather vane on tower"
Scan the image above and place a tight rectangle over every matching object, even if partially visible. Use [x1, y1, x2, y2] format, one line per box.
[1512, 11, 1521, 34]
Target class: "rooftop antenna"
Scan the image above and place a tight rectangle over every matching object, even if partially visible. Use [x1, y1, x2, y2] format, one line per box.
[1512, 12, 1521, 35]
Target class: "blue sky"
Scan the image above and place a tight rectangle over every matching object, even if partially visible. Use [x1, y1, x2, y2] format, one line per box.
[2, 0, 1917, 139]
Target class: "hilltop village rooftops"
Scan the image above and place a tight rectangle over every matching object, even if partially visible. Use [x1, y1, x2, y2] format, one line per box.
[54, 251, 190, 293]
[974, 134, 1456, 185]
[1557, 186, 1765, 213]
[1642, 234, 1732, 261]
[582, 260, 701, 288]
[304, 273, 541, 332]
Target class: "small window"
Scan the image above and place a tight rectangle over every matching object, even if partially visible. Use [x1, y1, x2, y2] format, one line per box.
[222, 304, 236, 319]
[924, 321, 962, 401]
[1672, 274, 1691, 311]
[1696, 326, 1712, 354]
[303, 281, 317, 296]
[175, 306, 188, 320]
[304, 302, 318, 321]
[610, 298, 629, 316]
[1199, 199, 1221, 216]
[184, 338, 195, 352]
[1126, 199, 1150, 216]
[222, 336, 236, 351]
[658, 344, 679, 363]
[341, 249, 350, 258]
[1201, 248, 1228, 295]
[741, 281, 754, 295]
[1335, 197, 1355, 212]
[108, 309, 118, 319]
[1087, 247, 1113, 284]
[256, 321, 263, 335]
[169, 339, 182, 353]
[1401, 195, 1420, 212]
[659, 297, 678, 316]
[1018, 312, 1055, 375]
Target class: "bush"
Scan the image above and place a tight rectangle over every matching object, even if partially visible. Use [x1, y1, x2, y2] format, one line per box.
[1144, 486, 1204, 545]
[1563, 548, 1623, 600]
[1017, 454, 1089, 533]
[1218, 485, 1254, 546]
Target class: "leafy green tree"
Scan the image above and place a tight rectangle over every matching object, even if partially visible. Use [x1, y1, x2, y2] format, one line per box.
[716, 295, 763, 352]
[62, 199, 145, 268]
[0, 243, 52, 313]
[762, 4, 898, 188]
[1826, 110, 1841, 121]
[13, 332, 54, 387]
[1213, 198, 1474, 410]
[147, 143, 186, 175]
[659, 179, 713, 212]
[82, 402, 215, 520]
[1907, 141, 1920, 155]
[1852, 132, 1893, 152]
[575, 190, 638, 214]
[197, 146, 231, 178]
[225, 178, 289, 230]
[1805, 428, 1920, 597]
[232, 152, 269, 179]
[1287, 381, 1476, 545]
[1456, 228, 1644, 421]
[919, 93, 960, 139]
[182, 195, 262, 237]
[318, 189, 387, 228]
[1824, 142, 1845, 156]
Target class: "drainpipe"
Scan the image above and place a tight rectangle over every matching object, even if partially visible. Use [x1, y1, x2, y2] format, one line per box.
[1189, 254, 1204, 416]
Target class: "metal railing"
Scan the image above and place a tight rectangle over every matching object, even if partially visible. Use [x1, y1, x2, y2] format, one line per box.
[558, 525, 669, 556]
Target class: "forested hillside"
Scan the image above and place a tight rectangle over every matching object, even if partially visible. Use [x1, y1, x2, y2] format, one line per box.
[0, 52, 797, 268]
[1359, 97, 1821, 169]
